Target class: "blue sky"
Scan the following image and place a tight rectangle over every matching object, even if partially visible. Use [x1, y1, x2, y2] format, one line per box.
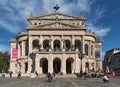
[0, 0, 120, 58]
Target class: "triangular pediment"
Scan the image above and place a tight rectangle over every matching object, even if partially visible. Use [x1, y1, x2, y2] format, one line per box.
[29, 12, 85, 20]
[27, 22, 86, 30]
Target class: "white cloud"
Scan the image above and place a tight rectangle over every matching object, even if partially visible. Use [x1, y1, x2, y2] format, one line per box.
[0, 0, 110, 37]
[86, 23, 111, 37]
[42, 0, 95, 14]
[0, 44, 9, 52]
[93, 6, 106, 23]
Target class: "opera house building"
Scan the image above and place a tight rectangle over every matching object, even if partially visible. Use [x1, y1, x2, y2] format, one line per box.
[10, 6, 102, 76]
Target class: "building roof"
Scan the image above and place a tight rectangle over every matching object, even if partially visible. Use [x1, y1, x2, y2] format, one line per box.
[16, 32, 28, 39]
[10, 38, 17, 43]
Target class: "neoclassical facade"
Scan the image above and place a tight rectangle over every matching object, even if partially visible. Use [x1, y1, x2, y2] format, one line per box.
[10, 8, 102, 75]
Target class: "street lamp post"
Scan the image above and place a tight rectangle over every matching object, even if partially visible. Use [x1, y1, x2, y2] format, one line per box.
[78, 52, 85, 78]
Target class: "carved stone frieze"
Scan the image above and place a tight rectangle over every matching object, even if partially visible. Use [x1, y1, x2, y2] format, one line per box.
[29, 13, 85, 20]
[28, 22, 86, 30]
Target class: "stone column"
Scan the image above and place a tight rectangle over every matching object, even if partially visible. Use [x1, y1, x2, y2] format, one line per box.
[81, 36, 85, 54]
[21, 62, 25, 73]
[18, 43, 20, 58]
[48, 55, 53, 73]
[27, 58, 32, 73]
[61, 54, 66, 74]
[93, 43, 95, 58]
[35, 55, 40, 73]
[72, 35, 75, 50]
[49, 38, 52, 51]
[61, 36, 65, 51]
[89, 41, 91, 57]
[75, 54, 80, 73]
[22, 41, 25, 57]
[40, 35, 43, 49]
[29, 35, 32, 53]
[51, 35, 53, 50]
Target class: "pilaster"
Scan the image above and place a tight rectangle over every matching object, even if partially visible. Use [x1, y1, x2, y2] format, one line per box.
[51, 35, 53, 50]
[21, 62, 25, 73]
[61, 36, 65, 51]
[81, 36, 85, 53]
[61, 54, 66, 74]
[89, 41, 91, 57]
[35, 55, 40, 73]
[75, 54, 80, 73]
[72, 35, 75, 46]
[48, 55, 53, 73]
[93, 43, 95, 58]
[29, 35, 32, 53]
[40, 35, 43, 49]
[18, 44, 20, 58]
[22, 41, 25, 57]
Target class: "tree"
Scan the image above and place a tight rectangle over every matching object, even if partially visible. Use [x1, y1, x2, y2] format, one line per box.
[0, 51, 10, 73]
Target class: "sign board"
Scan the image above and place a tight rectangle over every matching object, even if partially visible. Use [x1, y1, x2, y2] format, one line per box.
[12, 48, 18, 59]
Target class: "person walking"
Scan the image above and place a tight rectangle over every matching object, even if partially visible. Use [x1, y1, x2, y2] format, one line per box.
[83, 72, 87, 80]
[47, 72, 52, 82]
[9, 71, 13, 78]
[35, 71, 38, 76]
[103, 75, 109, 83]
[17, 71, 21, 79]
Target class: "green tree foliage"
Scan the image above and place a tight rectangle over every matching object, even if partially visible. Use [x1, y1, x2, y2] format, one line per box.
[0, 51, 10, 73]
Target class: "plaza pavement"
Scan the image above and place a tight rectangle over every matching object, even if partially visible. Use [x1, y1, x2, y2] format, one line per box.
[0, 75, 120, 87]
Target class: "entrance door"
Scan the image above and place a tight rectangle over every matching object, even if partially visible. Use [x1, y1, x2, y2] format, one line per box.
[40, 58, 48, 74]
[85, 62, 89, 73]
[25, 62, 28, 73]
[66, 60, 71, 74]
[66, 58, 74, 74]
[53, 58, 61, 73]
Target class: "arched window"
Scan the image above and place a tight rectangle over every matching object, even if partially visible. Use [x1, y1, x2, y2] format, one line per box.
[54, 40, 60, 51]
[65, 40, 71, 51]
[85, 44, 88, 55]
[20, 45, 22, 56]
[91, 45, 93, 56]
[43, 40, 49, 51]
[32, 39, 39, 49]
[25, 41, 28, 56]
[75, 40, 81, 51]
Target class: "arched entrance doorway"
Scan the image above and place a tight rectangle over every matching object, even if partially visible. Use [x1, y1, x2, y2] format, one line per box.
[66, 58, 74, 74]
[40, 58, 48, 74]
[53, 58, 61, 73]
[25, 62, 28, 73]
[85, 62, 89, 73]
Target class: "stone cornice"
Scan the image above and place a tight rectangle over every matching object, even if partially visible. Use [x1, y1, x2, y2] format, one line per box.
[85, 32, 96, 38]
[28, 12, 86, 21]
[96, 39, 103, 43]
[16, 32, 28, 39]
[10, 38, 17, 43]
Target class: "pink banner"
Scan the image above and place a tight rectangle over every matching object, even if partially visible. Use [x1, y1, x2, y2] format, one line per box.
[12, 48, 18, 59]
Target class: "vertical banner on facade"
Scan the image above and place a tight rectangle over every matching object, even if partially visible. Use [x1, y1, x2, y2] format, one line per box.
[12, 48, 18, 59]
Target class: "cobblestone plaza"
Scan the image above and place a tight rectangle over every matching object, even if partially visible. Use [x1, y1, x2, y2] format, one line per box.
[0, 76, 120, 87]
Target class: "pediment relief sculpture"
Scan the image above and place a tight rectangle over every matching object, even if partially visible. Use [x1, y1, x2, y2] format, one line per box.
[29, 13, 85, 20]
[27, 22, 86, 30]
